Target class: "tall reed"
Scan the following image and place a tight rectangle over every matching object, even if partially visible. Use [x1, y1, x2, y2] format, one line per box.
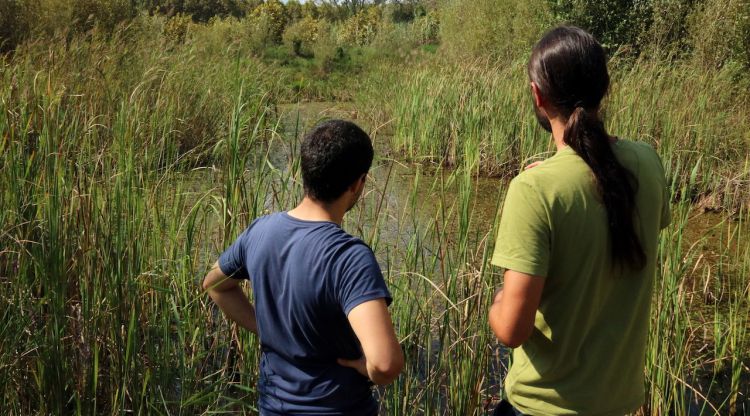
[1, 17, 748, 416]
[369, 58, 750, 209]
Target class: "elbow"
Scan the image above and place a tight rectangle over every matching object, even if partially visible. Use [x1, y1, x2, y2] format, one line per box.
[495, 333, 528, 349]
[370, 350, 405, 385]
[488, 307, 532, 348]
[492, 325, 532, 348]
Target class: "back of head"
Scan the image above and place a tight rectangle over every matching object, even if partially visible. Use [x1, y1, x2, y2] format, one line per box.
[528, 26, 609, 118]
[528, 26, 646, 271]
[301, 120, 374, 203]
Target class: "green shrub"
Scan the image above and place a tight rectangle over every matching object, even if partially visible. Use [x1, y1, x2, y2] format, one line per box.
[163, 13, 193, 44]
[0, 0, 29, 52]
[283, 16, 323, 57]
[387, 2, 420, 23]
[547, 0, 651, 52]
[312, 24, 347, 73]
[301, 2, 319, 19]
[285, 0, 303, 22]
[415, 9, 440, 45]
[368, 16, 439, 56]
[688, 0, 750, 69]
[249, 0, 288, 43]
[644, 0, 697, 56]
[440, 0, 551, 62]
[244, 1, 289, 53]
[338, 7, 382, 46]
[1, 0, 138, 50]
[37, 0, 138, 35]
[145, 0, 251, 22]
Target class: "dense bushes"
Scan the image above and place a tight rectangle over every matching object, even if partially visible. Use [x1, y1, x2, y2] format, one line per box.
[0, 1, 28, 53]
[548, 0, 651, 51]
[4, 0, 749, 68]
[338, 7, 383, 46]
[687, 0, 750, 69]
[439, 0, 551, 62]
[249, 0, 288, 43]
[163, 13, 193, 43]
[283, 16, 325, 57]
[145, 0, 253, 22]
[0, 0, 138, 52]
[435, 0, 750, 71]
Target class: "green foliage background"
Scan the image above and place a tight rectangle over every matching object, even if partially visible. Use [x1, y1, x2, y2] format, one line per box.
[1, 0, 749, 414]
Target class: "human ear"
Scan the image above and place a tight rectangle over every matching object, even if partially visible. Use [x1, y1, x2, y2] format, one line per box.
[530, 82, 545, 109]
[349, 174, 367, 195]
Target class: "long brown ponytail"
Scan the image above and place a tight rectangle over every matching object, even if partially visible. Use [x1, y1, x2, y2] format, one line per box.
[529, 26, 646, 270]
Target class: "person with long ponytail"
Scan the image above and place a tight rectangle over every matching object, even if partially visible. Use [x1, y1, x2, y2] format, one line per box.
[488, 26, 671, 415]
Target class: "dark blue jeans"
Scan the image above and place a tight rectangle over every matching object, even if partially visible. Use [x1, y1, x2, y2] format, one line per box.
[492, 400, 524, 416]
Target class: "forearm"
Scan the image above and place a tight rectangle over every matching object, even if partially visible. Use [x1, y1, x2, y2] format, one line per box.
[488, 271, 543, 348]
[492, 288, 503, 305]
[488, 300, 504, 340]
[208, 286, 258, 334]
[489, 289, 511, 344]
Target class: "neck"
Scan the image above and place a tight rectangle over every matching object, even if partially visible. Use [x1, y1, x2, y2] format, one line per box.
[288, 196, 347, 225]
[549, 115, 617, 151]
[549, 116, 567, 151]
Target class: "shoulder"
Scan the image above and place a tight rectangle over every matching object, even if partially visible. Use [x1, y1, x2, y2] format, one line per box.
[507, 173, 542, 199]
[338, 236, 377, 261]
[505, 169, 555, 212]
[615, 139, 666, 175]
[323, 233, 378, 271]
[501, 173, 555, 223]
[255, 212, 282, 225]
[510, 154, 585, 203]
[239, 213, 275, 234]
[240, 212, 277, 229]
[231, 213, 282, 246]
[616, 139, 661, 160]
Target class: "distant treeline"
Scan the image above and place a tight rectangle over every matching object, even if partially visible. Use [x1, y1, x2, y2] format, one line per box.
[439, 0, 750, 71]
[2, 0, 749, 69]
[0, 0, 428, 52]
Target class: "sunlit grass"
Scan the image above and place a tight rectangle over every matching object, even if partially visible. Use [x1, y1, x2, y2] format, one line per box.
[1, 17, 748, 416]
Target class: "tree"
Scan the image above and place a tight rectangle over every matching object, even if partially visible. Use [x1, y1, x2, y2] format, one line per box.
[286, 0, 303, 21]
[144, 0, 253, 21]
[318, 0, 387, 18]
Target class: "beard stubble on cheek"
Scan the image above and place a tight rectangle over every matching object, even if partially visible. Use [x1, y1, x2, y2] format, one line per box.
[533, 100, 553, 133]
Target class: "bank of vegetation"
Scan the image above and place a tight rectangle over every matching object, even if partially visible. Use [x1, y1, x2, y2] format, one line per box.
[1, 0, 748, 414]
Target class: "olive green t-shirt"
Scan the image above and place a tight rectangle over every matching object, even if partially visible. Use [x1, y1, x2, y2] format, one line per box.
[492, 140, 671, 415]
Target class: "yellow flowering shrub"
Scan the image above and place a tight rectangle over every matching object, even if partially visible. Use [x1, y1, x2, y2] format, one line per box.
[339, 7, 382, 46]
[164, 13, 192, 43]
[250, 0, 288, 43]
[283, 16, 325, 56]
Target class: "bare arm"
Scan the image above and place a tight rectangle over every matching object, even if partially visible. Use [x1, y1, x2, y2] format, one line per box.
[202, 261, 257, 334]
[337, 299, 404, 385]
[488, 270, 545, 348]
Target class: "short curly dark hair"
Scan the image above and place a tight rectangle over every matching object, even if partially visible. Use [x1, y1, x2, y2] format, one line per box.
[300, 120, 374, 203]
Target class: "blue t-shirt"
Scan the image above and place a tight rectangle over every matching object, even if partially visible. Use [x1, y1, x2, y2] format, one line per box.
[218, 212, 392, 415]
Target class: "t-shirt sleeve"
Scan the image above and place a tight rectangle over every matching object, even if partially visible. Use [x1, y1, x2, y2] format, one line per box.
[218, 227, 251, 280]
[491, 177, 551, 277]
[336, 243, 392, 316]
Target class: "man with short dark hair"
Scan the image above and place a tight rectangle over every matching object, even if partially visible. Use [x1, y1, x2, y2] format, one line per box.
[203, 120, 403, 415]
